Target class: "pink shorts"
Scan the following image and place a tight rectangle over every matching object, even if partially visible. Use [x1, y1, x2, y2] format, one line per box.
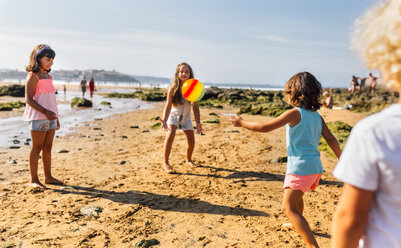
[283, 173, 322, 192]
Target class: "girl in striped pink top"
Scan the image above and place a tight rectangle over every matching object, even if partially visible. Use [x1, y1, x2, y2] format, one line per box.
[23, 44, 63, 188]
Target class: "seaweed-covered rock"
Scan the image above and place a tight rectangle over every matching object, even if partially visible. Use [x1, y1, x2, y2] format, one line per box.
[238, 104, 252, 115]
[250, 106, 263, 115]
[0, 105, 12, 111]
[204, 117, 220, 123]
[319, 121, 352, 157]
[237, 102, 291, 117]
[71, 97, 93, 108]
[139, 92, 165, 101]
[203, 87, 223, 100]
[135, 238, 160, 247]
[0, 84, 25, 97]
[100, 101, 111, 106]
[0, 101, 26, 111]
[228, 90, 245, 100]
[198, 99, 224, 109]
[103, 92, 136, 98]
[102, 89, 166, 101]
[261, 103, 292, 117]
[150, 122, 161, 129]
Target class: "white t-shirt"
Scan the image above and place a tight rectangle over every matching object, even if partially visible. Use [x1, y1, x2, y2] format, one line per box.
[334, 104, 401, 248]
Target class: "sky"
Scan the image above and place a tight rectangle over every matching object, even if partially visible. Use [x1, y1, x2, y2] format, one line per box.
[0, 0, 379, 87]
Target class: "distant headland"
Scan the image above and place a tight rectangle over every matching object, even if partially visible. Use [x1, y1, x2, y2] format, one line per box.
[0, 69, 142, 83]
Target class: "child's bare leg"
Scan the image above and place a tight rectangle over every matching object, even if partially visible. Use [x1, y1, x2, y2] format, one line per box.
[282, 188, 319, 248]
[41, 130, 63, 185]
[163, 125, 177, 173]
[298, 197, 304, 214]
[183, 129, 195, 167]
[29, 131, 47, 188]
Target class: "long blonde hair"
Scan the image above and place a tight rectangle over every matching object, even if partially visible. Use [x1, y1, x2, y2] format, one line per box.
[352, 0, 401, 90]
[171, 62, 194, 105]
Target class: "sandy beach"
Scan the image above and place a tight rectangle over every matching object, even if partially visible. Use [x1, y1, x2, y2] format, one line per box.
[0, 92, 369, 248]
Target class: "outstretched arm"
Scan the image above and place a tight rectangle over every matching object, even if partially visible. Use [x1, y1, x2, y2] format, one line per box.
[331, 183, 374, 248]
[161, 88, 174, 131]
[321, 117, 342, 159]
[231, 108, 300, 133]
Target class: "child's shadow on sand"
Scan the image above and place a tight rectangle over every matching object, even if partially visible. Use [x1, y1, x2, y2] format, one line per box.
[177, 165, 284, 183]
[52, 186, 268, 217]
[178, 165, 343, 186]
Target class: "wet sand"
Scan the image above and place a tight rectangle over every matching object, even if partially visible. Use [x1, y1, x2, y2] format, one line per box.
[0, 102, 367, 247]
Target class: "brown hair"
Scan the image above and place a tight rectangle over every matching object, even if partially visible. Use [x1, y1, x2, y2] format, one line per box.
[26, 44, 56, 73]
[284, 72, 322, 111]
[171, 62, 194, 106]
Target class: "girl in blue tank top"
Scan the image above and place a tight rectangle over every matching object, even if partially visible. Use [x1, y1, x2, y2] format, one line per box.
[231, 72, 341, 248]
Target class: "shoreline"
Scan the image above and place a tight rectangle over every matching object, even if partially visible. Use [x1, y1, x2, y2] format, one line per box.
[0, 87, 154, 148]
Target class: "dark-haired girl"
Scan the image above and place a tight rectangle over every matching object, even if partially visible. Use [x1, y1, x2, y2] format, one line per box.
[22, 44, 63, 188]
[231, 72, 341, 247]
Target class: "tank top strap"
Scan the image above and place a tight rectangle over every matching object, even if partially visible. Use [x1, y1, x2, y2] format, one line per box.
[28, 72, 40, 80]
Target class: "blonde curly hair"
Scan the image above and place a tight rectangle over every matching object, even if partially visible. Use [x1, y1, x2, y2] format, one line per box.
[352, 0, 401, 90]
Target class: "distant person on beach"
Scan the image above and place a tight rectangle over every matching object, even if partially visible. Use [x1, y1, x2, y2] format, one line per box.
[80, 76, 87, 98]
[331, 0, 401, 247]
[22, 44, 63, 188]
[89, 77, 95, 98]
[360, 77, 366, 89]
[231, 72, 342, 248]
[322, 91, 333, 109]
[349, 75, 360, 94]
[63, 84, 67, 101]
[367, 73, 378, 95]
[160, 62, 203, 173]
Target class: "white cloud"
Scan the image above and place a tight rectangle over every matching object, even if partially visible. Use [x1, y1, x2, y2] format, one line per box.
[256, 34, 293, 44]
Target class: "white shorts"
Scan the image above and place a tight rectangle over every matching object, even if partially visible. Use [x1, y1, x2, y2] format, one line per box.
[167, 114, 193, 130]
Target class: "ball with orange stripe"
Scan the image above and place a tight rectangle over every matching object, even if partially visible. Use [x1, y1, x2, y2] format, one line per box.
[181, 79, 205, 102]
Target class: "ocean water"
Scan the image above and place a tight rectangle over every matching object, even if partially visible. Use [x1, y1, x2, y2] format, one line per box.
[2, 78, 284, 91]
[0, 88, 153, 148]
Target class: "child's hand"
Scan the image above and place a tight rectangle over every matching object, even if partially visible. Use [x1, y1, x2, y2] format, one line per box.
[56, 119, 60, 130]
[160, 120, 170, 132]
[230, 115, 243, 127]
[196, 123, 203, 134]
[44, 109, 58, 121]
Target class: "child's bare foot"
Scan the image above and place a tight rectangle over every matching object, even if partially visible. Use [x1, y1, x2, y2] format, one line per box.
[186, 160, 196, 167]
[45, 177, 64, 185]
[163, 163, 175, 174]
[28, 180, 46, 189]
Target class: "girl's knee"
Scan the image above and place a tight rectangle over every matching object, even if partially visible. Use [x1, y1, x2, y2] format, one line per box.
[187, 136, 195, 145]
[31, 145, 43, 154]
[281, 202, 298, 216]
[166, 133, 175, 142]
[43, 143, 53, 152]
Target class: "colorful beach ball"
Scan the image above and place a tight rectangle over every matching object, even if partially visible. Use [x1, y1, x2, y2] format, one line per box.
[182, 79, 205, 102]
